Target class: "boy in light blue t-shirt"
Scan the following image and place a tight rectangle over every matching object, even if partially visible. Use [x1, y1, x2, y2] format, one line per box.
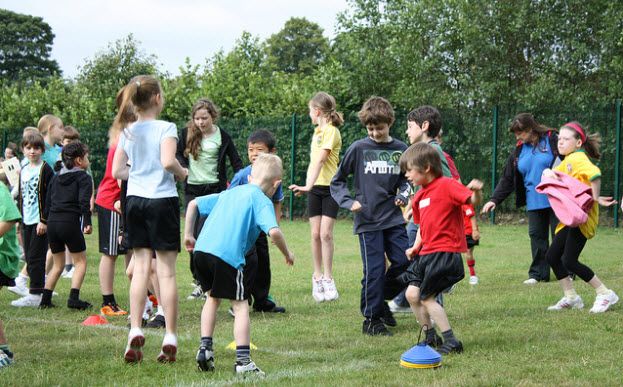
[184, 153, 294, 377]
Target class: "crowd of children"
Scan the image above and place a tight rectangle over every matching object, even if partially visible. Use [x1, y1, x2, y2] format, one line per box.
[1, 76, 621, 375]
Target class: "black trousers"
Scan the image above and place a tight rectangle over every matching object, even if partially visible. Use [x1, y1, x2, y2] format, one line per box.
[546, 226, 593, 282]
[244, 232, 274, 310]
[22, 223, 47, 294]
[526, 208, 558, 281]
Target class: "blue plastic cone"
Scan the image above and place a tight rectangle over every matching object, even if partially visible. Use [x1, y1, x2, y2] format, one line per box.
[400, 343, 442, 369]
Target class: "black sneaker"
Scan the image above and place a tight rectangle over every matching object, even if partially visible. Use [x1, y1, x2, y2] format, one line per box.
[39, 302, 56, 309]
[438, 340, 463, 355]
[381, 303, 397, 327]
[145, 314, 166, 329]
[419, 332, 444, 348]
[254, 303, 286, 313]
[362, 318, 392, 336]
[196, 346, 215, 372]
[67, 298, 92, 310]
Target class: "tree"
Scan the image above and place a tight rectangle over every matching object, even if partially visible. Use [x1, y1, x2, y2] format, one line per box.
[266, 17, 329, 74]
[0, 9, 61, 82]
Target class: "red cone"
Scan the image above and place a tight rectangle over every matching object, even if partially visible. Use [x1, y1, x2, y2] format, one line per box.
[82, 315, 109, 326]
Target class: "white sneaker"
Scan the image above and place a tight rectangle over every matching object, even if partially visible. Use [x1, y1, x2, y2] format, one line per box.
[61, 267, 74, 279]
[235, 361, 265, 377]
[7, 275, 29, 297]
[547, 296, 584, 311]
[11, 293, 42, 307]
[388, 300, 411, 314]
[523, 278, 538, 285]
[469, 276, 479, 285]
[143, 297, 153, 320]
[589, 290, 619, 313]
[312, 276, 325, 302]
[323, 277, 339, 301]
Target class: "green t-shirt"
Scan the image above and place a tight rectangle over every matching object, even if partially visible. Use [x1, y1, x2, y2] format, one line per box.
[0, 182, 22, 279]
[188, 126, 221, 185]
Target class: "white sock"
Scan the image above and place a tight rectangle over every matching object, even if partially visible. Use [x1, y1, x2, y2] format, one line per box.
[163, 332, 177, 346]
[129, 327, 143, 338]
[157, 305, 164, 316]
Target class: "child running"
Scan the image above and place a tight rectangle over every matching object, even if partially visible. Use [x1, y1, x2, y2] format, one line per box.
[10, 131, 54, 307]
[401, 142, 483, 354]
[330, 96, 410, 336]
[184, 153, 294, 377]
[463, 204, 480, 285]
[289, 92, 343, 302]
[542, 121, 618, 313]
[0, 174, 21, 368]
[39, 141, 93, 309]
[112, 75, 188, 363]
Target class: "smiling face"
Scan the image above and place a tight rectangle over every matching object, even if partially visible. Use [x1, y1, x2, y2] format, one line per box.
[193, 108, 214, 133]
[367, 123, 391, 143]
[557, 127, 582, 156]
[24, 144, 43, 163]
[247, 141, 272, 164]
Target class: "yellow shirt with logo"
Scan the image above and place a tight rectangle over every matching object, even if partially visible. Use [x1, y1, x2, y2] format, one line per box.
[309, 124, 342, 186]
[553, 150, 601, 239]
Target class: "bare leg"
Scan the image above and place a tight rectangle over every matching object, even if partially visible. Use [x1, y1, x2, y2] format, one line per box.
[155, 250, 178, 335]
[129, 248, 151, 329]
[44, 252, 65, 291]
[99, 254, 117, 295]
[201, 295, 221, 337]
[309, 216, 322, 279]
[422, 297, 451, 332]
[232, 300, 250, 346]
[320, 215, 336, 279]
[406, 285, 432, 328]
[69, 251, 87, 290]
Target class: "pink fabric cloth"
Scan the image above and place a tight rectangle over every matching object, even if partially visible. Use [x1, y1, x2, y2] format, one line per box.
[536, 171, 594, 227]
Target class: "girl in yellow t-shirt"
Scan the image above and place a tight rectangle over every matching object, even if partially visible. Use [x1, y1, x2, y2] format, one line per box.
[289, 92, 343, 302]
[542, 121, 618, 313]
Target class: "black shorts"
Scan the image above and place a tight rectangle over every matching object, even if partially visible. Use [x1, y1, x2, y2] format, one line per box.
[97, 205, 127, 256]
[466, 235, 479, 249]
[125, 196, 180, 251]
[47, 220, 86, 254]
[402, 252, 465, 300]
[307, 185, 339, 218]
[194, 251, 253, 300]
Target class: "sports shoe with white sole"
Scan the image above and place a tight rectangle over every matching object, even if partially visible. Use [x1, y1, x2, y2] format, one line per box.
[61, 266, 74, 279]
[547, 296, 584, 311]
[388, 300, 411, 314]
[157, 333, 177, 363]
[11, 293, 42, 307]
[589, 290, 619, 313]
[323, 277, 339, 301]
[235, 361, 265, 377]
[7, 275, 28, 297]
[196, 346, 215, 371]
[523, 278, 538, 285]
[187, 284, 205, 300]
[124, 328, 145, 363]
[312, 276, 325, 302]
[469, 276, 479, 285]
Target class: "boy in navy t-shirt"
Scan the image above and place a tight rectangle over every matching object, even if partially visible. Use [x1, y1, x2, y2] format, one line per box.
[184, 153, 294, 377]
[400, 142, 483, 355]
[229, 129, 285, 313]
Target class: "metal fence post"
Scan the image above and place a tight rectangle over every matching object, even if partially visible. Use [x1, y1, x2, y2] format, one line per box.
[289, 113, 297, 221]
[490, 105, 499, 225]
[614, 99, 621, 228]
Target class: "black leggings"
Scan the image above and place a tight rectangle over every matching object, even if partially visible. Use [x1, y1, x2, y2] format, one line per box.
[546, 226, 594, 282]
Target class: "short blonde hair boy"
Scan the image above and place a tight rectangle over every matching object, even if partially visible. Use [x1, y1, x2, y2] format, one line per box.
[251, 153, 283, 184]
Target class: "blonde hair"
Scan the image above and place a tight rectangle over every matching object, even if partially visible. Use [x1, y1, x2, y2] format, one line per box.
[310, 92, 344, 127]
[113, 75, 161, 136]
[251, 153, 283, 185]
[23, 126, 38, 136]
[37, 114, 62, 136]
[109, 85, 137, 147]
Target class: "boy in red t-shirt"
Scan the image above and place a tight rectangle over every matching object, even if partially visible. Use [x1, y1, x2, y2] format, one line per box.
[399, 142, 483, 355]
[463, 204, 480, 285]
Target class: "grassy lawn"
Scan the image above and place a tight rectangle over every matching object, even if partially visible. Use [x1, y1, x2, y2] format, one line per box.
[1, 220, 622, 386]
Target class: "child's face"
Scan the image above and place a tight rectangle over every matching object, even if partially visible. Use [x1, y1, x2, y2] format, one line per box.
[77, 153, 90, 170]
[367, 123, 391, 143]
[308, 104, 320, 125]
[61, 138, 72, 147]
[405, 166, 430, 186]
[4, 148, 15, 159]
[24, 144, 43, 163]
[406, 121, 425, 144]
[193, 108, 213, 132]
[557, 127, 582, 156]
[247, 142, 273, 164]
[513, 130, 531, 144]
[49, 121, 64, 143]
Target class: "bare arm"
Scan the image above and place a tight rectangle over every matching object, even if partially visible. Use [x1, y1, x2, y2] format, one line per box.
[273, 201, 282, 226]
[268, 227, 294, 266]
[183, 200, 198, 252]
[467, 179, 484, 206]
[161, 137, 188, 181]
[112, 143, 129, 180]
[289, 149, 330, 196]
[406, 227, 422, 260]
[591, 178, 616, 207]
[0, 220, 16, 237]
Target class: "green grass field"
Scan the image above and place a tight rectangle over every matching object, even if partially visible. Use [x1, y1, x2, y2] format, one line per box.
[1, 220, 622, 386]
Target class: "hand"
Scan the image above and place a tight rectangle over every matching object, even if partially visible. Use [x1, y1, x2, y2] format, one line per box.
[466, 179, 483, 191]
[350, 200, 362, 212]
[481, 201, 496, 214]
[36, 222, 47, 236]
[184, 235, 196, 252]
[472, 229, 480, 241]
[395, 197, 407, 207]
[284, 250, 295, 266]
[113, 200, 122, 213]
[83, 225, 92, 234]
[176, 168, 188, 182]
[597, 196, 616, 207]
[541, 168, 557, 180]
[288, 184, 310, 197]
[405, 247, 415, 260]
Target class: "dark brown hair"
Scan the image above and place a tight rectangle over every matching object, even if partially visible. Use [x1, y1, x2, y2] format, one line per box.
[509, 113, 551, 147]
[399, 142, 443, 178]
[407, 106, 443, 138]
[21, 131, 45, 151]
[63, 125, 80, 142]
[185, 98, 220, 160]
[561, 121, 601, 160]
[310, 92, 344, 127]
[358, 96, 395, 126]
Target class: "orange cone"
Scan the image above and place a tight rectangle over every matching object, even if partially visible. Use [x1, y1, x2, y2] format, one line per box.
[82, 315, 109, 326]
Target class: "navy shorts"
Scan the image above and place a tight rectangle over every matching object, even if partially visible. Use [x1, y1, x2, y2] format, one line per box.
[402, 252, 465, 300]
[307, 185, 339, 218]
[125, 196, 180, 251]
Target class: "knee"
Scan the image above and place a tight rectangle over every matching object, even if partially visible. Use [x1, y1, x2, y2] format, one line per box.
[405, 286, 420, 305]
[320, 231, 333, 243]
[310, 230, 321, 242]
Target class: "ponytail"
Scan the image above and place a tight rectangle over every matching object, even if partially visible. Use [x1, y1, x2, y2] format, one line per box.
[109, 85, 136, 146]
[112, 75, 162, 140]
[310, 92, 343, 127]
